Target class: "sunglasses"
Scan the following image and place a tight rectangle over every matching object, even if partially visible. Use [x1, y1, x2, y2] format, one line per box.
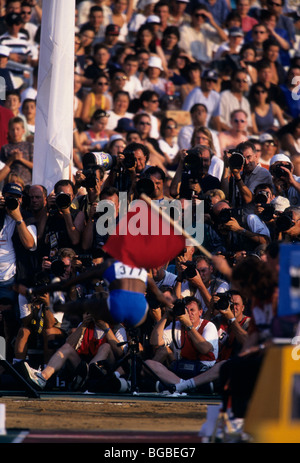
[97, 81, 108, 86]
[166, 125, 177, 129]
[234, 119, 246, 123]
[235, 78, 248, 83]
[115, 76, 127, 80]
[139, 121, 151, 125]
[263, 141, 277, 146]
[255, 90, 266, 94]
[150, 99, 159, 103]
[194, 13, 206, 18]
[253, 30, 267, 34]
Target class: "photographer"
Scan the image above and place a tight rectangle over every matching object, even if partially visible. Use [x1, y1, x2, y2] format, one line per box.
[211, 200, 270, 252]
[245, 183, 275, 241]
[269, 153, 300, 207]
[221, 140, 273, 217]
[105, 142, 150, 198]
[0, 182, 37, 360]
[275, 206, 300, 242]
[170, 145, 221, 199]
[41, 179, 83, 258]
[146, 296, 218, 388]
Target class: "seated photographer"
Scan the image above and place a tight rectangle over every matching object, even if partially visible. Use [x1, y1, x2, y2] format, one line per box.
[145, 296, 218, 389]
[22, 313, 128, 391]
[154, 290, 251, 394]
[221, 141, 273, 218]
[169, 145, 221, 200]
[269, 154, 300, 207]
[13, 272, 68, 366]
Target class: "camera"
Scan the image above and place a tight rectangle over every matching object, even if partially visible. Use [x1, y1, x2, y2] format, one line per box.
[275, 211, 295, 232]
[216, 208, 236, 225]
[259, 204, 275, 222]
[47, 256, 66, 277]
[5, 196, 19, 210]
[172, 299, 186, 317]
[273, 164, 290, 179]
[254, 191, 269, 205]
[82, 168, 98, 189]
[183, 148, 203, 179]
[55, 192, 71, 209]
[214, 292, 231, 311]
[122, 148, 136, 169]
[182, 261, 198, 279]
[227, 150, 245, 170]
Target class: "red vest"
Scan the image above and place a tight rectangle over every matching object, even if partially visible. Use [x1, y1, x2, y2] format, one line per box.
[76, 322, 107, 358]
[180, 319, 215, 362]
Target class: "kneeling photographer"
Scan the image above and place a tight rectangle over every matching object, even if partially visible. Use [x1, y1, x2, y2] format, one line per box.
[146, 296, 219, 390]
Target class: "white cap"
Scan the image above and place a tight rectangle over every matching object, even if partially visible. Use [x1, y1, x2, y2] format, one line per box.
[270, 153, 292, 166]
[270, 196, 290, 212]
[146, 15, 160, 24]
[259, 133, 274, 143]
[148, 55, 163, 70]
[0, 45, 10, 57]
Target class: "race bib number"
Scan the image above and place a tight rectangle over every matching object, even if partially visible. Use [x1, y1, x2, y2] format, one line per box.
[114, 262, 147, 283]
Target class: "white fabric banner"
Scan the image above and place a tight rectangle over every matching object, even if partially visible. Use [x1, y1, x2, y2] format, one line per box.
[32, 0, 75, 193]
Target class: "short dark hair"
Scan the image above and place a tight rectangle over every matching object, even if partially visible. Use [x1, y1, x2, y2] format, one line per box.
[54, 179, 75, 194]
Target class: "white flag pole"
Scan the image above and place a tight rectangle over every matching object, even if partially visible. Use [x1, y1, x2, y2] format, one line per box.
[32, 0, 75, 194]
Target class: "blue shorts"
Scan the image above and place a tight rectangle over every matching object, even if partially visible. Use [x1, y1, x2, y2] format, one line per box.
[107, 289, 148, 327]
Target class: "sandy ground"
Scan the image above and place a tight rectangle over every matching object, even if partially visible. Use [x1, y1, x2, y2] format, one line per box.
[0, 395, 213, 432]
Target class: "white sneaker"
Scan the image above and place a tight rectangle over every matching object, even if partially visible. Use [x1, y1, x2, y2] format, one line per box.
[24, 362, 46, 389]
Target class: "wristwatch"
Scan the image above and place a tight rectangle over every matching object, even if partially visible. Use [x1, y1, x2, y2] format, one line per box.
[186, 325, 193, 331]
[227, 317, 236, 325]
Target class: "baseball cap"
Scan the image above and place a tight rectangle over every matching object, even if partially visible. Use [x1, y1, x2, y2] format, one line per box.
[259, 133, 274, 143]
[115, 117, 135, 133]
[2, 183, 23, 196]
[105, 24, 120, 35]
[201, 69, 218, 81]
[269, 153, 292, 166]
[228, 26, 244, 37]
[0, 45, 10, 57]
[93, 109, 109, 119]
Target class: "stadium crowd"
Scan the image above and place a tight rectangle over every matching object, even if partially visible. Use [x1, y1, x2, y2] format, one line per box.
[0, 0, 300, 429]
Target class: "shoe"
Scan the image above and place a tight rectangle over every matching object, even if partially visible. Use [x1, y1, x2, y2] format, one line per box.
[155, 381, 176, 394]
[23, 362, 46, 390]
[88, 362, 108, 380]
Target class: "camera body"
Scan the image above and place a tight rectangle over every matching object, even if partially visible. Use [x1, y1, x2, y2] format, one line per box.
[227, 149, 245, 170]
[82, 168, 98, 189]
[254, 191, 269, 205]
[275, 210, 295, 232]
[181, 261, 198, 279]
[172, 299, 186, 317]
[216, 208, 236, 225]
[48, 256, 66, 277]
[55, 192, 71, 210]
[273, 164, 290, 179]
[214, 292, 231, 311]
[5, 196, 19, 210]
[183, 147, 203, 181]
